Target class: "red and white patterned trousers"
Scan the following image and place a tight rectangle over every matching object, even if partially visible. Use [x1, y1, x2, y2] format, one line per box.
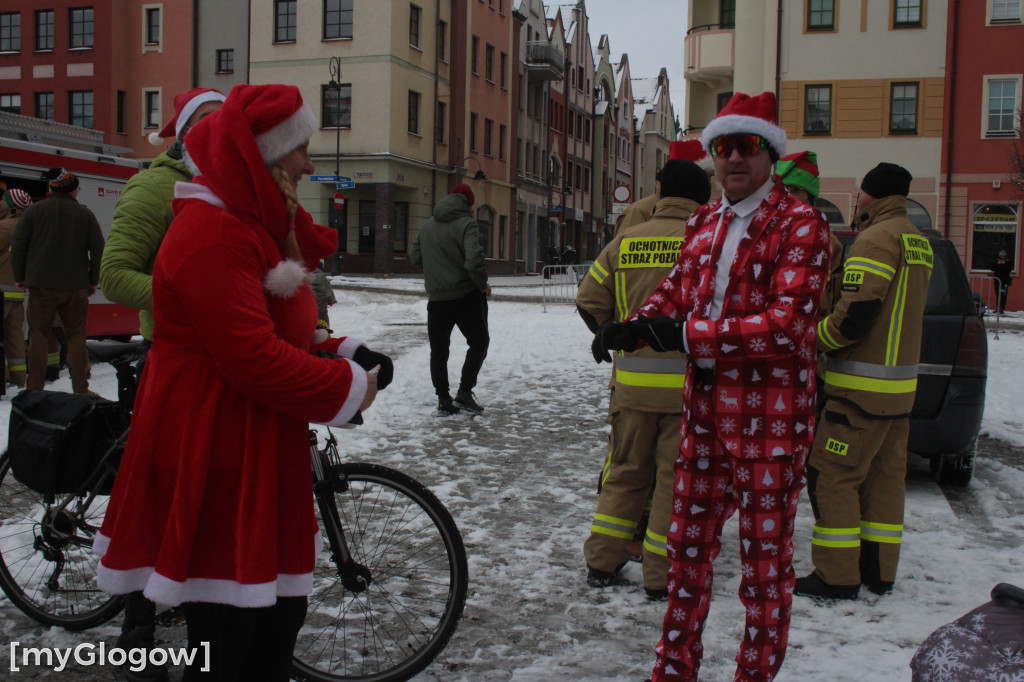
[650, 429, 806, 682]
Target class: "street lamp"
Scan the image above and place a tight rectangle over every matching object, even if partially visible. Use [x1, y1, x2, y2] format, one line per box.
[454, 156, 486, 184]
[328, 56, 343, 274]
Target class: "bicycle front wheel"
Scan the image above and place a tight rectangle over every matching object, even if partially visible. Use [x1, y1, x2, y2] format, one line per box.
[292, 462, 468, 682]
[0, 452, 123, 630]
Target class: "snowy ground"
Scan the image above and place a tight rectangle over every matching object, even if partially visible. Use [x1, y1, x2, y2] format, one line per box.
[1, 274, 1022, 681]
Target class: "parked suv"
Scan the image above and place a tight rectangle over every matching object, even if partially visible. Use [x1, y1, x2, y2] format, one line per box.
[835, 229, 988, 486]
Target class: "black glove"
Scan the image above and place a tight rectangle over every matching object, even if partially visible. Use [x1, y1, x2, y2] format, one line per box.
[632, 314, 684, 352]
[592, 321, 640, 363]
[353, 346, 394, 390]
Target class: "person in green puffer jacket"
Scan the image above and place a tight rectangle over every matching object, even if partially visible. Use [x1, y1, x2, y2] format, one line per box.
[101, 88, 225, 343]
[409, 184, 490, 416]
[98, 87, 224, 682]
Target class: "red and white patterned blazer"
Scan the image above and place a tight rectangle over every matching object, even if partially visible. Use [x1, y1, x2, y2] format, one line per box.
[636, 179, 831, 460]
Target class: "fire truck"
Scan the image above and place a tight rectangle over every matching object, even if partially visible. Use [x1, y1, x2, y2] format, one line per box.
[0, 113, 144, 338]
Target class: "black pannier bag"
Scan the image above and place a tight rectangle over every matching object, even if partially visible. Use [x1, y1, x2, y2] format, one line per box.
[7, 390, 129, 496]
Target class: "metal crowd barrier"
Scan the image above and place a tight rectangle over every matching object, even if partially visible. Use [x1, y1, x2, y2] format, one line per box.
[967, 274, 1003, 339]
[541, 264, 590, 312]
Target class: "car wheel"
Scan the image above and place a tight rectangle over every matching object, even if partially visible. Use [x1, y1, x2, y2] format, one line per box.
[929, 435, 977, 487]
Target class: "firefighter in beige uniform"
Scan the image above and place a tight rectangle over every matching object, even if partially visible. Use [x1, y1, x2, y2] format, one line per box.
[796, 163, 933, 600]
[576, 159, 711, 599]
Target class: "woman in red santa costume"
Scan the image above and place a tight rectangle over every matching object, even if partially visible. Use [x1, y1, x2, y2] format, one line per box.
[95, 83, 393, 680]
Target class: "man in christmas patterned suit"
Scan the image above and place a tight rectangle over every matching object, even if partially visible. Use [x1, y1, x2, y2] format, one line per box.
[595, 92, 831, 682]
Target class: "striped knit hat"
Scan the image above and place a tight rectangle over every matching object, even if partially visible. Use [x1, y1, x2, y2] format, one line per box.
[776, 151, 820, 198]
[3, 188, 31, 210]
[46, 167, 79, 193]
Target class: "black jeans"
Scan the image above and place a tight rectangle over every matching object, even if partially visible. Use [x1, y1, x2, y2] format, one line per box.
[427, 290, 489, 395]
[181, 596, 307, 681]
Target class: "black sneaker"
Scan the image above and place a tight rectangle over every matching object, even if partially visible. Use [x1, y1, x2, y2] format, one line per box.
[454, 389, 484, 414]
[794, 572, 859, 600]
[116, 624, 169, 682]
[437, 393, 460, 416]
[586, 562, 627, 588]
[644, 587, 668, 601]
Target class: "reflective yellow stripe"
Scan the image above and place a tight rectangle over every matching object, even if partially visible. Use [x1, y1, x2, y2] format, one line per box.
[643, 529, 668, 556]
[591, 513, 638, 540]
[4, 291, 25, 300]
[826, 358, 919, 379]
[845, 256, 896, 282]
[588, 260, 609, 284]
[7, 359, 26, 371]
[615, 271, 628, 321]
[811, 525, 861, 548]
[824, 371, 917, 394]
[616, 368, 686, 388]
[886, 267, 909, 366]
[860, 520, 903, 544]
[600, 449, 612, 487]
[46, 352, 60, 366]
[818, 317, 844, 350]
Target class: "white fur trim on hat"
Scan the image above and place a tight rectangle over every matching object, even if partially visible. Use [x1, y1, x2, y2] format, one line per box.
[701, 114, 787, 158]
[264, 259, 308, 298]
[256, 104, 317, 166]
[175, 90, 226, 140]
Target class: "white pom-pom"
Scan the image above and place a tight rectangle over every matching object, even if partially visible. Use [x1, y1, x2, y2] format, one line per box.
[264, 260, 308, 298]
[148, 132, 164, 146]
[312, 329, 329, 344]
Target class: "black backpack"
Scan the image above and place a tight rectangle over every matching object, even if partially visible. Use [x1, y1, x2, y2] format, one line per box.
[7, 390, 129, 496]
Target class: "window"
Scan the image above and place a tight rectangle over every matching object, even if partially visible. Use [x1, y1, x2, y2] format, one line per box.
[0, 94, 21, 114]
[483, 118, 492, 156]
[477, 206, 493, 257]
[807, 0, 835, 30]
[720, 0, 736, 28]
[499, 123, 506, 160]
[470, 112, 478, 151]
[894, 0, 923, 27]
[435, 100, 446, 142]
[116, 91, 125, 132]
[804, 85, 832, 134]
[717, 90, 733, 113]
[392, 202, 409, 253]
[145, 91, 160, 128]
[145, 7, 160, 45]
[408, 90, 420, 134]
[485, 44, 494, 81]
[409, 4, 420, 47]
[498, 215, 506, 259]
[358, 200, 375, 253]
[216, 49, 234, 73]
[35, 10, 53, 51]
[69, 90, 93, 128]
[1, 12, 20, 53]
[471, 36, 479, 74]
[986, 78, 1019, 136]
[992, 0, 1021, 22]
[321, 83, 352, 127]
[324, 0, 353, 39]
[69, 7, 93, 49]
[35, 92, 53, 120]
[971, 204, 1018, 272]
[275, 0, 296, 43]
[437, 20, 447, 60]
[500, 52, 507, 89]
[890, 82, 918, 133]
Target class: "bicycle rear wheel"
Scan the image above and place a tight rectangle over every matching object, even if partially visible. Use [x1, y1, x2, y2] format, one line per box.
[291, 462, 469, 682]
[0, 452, 123, 630]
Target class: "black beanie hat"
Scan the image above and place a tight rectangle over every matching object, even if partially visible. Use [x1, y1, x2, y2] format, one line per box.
[860, 162, 912, 199]
[659, 160, 712, 205]
[45, 167, 80, 193]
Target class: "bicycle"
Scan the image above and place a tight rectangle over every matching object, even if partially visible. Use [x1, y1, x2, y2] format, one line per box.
[0, 339, 469, 682]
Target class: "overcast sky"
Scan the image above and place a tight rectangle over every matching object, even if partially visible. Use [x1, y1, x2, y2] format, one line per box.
[580, 0, 690, 128]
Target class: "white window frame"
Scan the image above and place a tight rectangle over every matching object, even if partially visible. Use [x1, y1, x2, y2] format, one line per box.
[142, 4, 162, 52]
[988, 0, 1022, 24]
[142, 87, 162, 133]
[981, 74, 1022, 139]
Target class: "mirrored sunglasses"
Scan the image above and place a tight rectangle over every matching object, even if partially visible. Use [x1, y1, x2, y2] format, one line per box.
[709, 134, 768, 159]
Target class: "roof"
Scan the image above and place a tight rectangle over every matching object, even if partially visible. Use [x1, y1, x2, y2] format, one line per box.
[632, 77, 662, 131]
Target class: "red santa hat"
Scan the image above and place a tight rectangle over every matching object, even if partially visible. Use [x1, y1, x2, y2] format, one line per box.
[701, 91, 787, 159]
[451, 183, 475, 207]
[148, 88, 227, 146]
[669, 140, 706, 162]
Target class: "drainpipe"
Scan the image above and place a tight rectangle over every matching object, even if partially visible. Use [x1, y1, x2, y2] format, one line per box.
[775, 0, 783, 104]
[942, 0, 960, 239]
[431, 0, 441, 212]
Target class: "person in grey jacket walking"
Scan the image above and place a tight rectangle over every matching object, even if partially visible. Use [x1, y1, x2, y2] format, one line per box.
[410, 184, 490, 415]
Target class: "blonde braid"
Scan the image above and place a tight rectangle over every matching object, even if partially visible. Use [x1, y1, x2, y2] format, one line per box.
[269, 164, 306, 265]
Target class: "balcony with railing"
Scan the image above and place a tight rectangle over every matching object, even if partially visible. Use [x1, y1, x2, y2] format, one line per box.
[684, 23, 735, 86]
[526, 41, 565, 81]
